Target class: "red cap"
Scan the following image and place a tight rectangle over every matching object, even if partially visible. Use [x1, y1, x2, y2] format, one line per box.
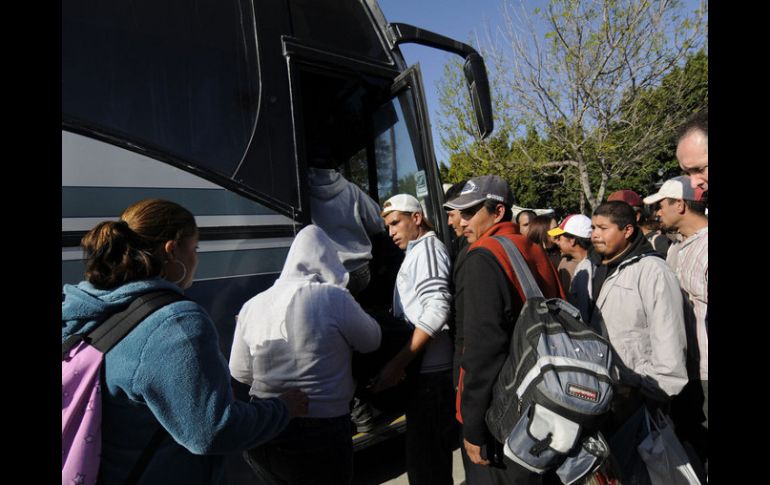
[607, 189, 643, 207]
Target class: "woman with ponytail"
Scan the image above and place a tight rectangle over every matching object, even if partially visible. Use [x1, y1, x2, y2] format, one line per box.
[62, 199, 308, 484]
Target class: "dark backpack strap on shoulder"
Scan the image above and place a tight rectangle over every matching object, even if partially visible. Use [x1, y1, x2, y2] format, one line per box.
[86, 290, 187, 354]
[492, 236, 543, 300]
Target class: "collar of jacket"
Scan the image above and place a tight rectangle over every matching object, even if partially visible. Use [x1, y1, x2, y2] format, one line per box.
[405, 230, 436, 255]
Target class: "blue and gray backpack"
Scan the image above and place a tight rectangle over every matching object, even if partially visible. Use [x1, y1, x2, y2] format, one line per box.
[485, 236, 614, 484]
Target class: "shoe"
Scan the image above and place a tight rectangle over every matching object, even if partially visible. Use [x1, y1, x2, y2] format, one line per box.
[351, 398, 382, 433]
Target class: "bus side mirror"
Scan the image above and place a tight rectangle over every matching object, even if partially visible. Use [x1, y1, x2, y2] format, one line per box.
[463, 53, 493, 139]
[386, 22, 495, 139]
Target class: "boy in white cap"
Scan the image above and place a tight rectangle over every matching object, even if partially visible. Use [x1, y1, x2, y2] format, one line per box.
[547, 214, 594, 323]
[372, 193, 455, 485]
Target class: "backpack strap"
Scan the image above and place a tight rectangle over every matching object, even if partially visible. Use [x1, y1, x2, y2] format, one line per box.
[90, 290, 187, 353]
[124, 426, 168, 485]
[63, 290, 187, 359]
[492, 236, 543, 300]
[63, 290, 187, 483]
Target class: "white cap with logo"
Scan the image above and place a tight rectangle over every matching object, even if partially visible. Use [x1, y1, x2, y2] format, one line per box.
[381, 193, 423, 217]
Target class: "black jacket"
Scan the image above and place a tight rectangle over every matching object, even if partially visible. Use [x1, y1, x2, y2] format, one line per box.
[452, 223, 562, 446]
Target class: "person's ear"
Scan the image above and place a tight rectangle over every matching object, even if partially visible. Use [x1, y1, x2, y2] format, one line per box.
[163, 240, 176, 260]
[623, 224, 635, 240]
[494, 204, 505, 223]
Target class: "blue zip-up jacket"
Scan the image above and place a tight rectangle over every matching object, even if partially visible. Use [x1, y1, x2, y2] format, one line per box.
[62, 278, 289, 484]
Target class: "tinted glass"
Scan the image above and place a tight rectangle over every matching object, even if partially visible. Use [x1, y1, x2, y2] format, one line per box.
[289, 0, 391, 63]
[62, 0, 259, 176]
[373, 90, 439, 227]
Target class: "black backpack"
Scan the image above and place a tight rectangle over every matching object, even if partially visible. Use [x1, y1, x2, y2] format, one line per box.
[484, 236, 614, 482]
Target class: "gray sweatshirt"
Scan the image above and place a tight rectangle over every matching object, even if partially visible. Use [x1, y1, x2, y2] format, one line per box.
[308, 167, 384, 272]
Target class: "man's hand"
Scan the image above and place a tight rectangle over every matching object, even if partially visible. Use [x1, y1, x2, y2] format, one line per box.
[368, 359, 406, 393]
[464, 438, 490, 466]
[277, 389, 309, 418]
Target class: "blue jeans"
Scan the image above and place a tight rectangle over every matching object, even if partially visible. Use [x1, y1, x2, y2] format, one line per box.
[404, 370, 458, 485]
[243, 415, 353, 485]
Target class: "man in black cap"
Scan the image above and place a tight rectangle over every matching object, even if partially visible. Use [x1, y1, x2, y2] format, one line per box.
[446, 175, 564, 484]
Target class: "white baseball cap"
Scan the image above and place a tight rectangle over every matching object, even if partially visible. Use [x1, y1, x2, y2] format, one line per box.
[643, 176, 705, 205]
[547, 214, 592, 239]
[381, 193, 423, 217]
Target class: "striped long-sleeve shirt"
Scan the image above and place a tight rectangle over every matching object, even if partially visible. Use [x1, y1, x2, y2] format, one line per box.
[666, 226, 708, 381]
[394, 231, 453, 373]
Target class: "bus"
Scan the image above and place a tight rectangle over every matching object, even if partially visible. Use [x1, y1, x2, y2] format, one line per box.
[63, 0, 493, 480]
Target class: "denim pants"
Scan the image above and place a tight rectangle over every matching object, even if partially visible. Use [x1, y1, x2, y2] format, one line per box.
[243, 414, 353, 485]
[404, 369, 458, 485]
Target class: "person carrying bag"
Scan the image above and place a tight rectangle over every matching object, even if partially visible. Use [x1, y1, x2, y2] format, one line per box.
[637, 408, 702, 485]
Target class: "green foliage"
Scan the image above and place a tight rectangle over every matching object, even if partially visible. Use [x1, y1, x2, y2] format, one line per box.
[435, 0, 707, 213]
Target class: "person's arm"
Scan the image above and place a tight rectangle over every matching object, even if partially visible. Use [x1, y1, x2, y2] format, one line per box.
[638, 260, 688, 400]
[228, 304, 253, 387]
[371, 238, 451, 392]
[459, 250, 516, 450]
[135, 304, 294, 454]
[369, 327, 432, 393]
[356, 187, 386, 235]
[335, 289, 382, 353]
[412, 237, 452, 338]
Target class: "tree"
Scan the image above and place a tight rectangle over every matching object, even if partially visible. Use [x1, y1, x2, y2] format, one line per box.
[494, 0, 707, 210]
[436, 49, 519, 183]
[437, 0, 707, 213]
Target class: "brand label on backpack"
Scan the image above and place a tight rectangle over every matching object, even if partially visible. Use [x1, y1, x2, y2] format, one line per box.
[566, 383, 599, 402]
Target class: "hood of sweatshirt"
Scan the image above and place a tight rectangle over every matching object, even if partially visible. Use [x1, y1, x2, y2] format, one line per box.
[278, 224, 349, 288]
[62, 278, 183, 340]
[308, 168, 346, 200]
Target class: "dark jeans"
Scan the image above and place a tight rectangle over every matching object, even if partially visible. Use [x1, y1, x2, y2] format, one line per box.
[459, 428, 542, 485]
[702, 380, 708, 429]
[404, 370, 457, 485]
[670, 379, 708, 474]
[243, 415, 352, 485]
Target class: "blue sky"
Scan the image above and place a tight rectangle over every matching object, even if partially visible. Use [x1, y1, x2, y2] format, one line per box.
[377, 0, 705, 168]
[378, 0, 510, 166]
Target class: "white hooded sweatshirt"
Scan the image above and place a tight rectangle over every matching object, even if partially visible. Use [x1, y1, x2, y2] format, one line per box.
[229, 225, 382, 418]
[308, 168, 384, 272]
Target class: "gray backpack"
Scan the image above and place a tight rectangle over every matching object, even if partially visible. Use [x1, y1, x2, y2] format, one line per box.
[485, 236, 614, 483]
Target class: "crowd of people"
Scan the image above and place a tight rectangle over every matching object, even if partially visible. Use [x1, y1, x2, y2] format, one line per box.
[62, 110, 707, 484]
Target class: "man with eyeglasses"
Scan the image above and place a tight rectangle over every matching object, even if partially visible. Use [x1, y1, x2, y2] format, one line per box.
[445, 175, 563, 484]
[677, 110, 708, 192]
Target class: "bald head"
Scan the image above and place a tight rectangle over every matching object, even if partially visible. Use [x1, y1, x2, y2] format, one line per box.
[676, 112, 708, 191]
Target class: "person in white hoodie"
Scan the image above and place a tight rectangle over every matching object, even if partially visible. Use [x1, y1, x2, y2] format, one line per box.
[229, 225, 381, 485]
[308, 164, 384, 296]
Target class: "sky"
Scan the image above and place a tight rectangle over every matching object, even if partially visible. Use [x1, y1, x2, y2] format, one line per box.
[378, 0, 505, 166]
[377, 0, 705, 168]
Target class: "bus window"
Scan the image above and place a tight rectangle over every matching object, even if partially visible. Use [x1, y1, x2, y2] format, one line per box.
[62, 0, 259, 176]
[373, 90, 440, 228]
